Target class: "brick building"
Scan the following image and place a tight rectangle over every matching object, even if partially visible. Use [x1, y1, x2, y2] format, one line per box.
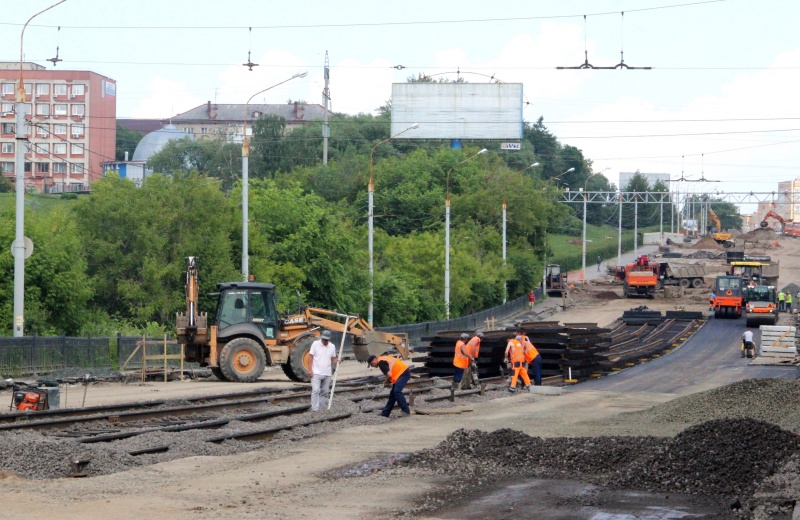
[0, 62, 116, 192]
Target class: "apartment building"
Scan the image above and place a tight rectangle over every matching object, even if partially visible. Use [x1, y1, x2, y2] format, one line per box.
[0, 62, 116, 193]
[170, 101, 329, 143]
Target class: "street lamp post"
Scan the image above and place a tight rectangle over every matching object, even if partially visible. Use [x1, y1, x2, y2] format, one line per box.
[241, 72, 307, 281]
[367, 123, 418, 326]
[445, 148, 487, 319]
[13, 0, 67, 337]
[581, 168, 610, 283]
[503, 163, 539, 303]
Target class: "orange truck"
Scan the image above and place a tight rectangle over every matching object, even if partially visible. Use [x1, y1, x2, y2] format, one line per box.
[613, 256, 658, 298]
[712, 275, 744, 319]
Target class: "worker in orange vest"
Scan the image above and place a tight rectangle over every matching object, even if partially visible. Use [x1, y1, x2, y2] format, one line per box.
[367, 355, 411, 418]
[518, 328, 542, 386]
[465, 332, 483, 386]
[452, 333, 474, 391]
[504, 331, 532, 393]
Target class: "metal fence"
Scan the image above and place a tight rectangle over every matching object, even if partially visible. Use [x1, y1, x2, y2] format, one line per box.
[0, 335, 112, 377]
[0, 289, 540, 375]
[379, 289, 541, 348]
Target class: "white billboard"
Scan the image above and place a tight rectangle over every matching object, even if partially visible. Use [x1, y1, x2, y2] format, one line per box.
[390, 83, 523, 140]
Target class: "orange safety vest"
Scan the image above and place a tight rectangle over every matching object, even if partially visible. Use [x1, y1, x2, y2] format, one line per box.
[507, 339, 525, 364]
[453, 340, 470, 369]
[377, 356, 409, 383]
[466, 336, 481, 359]
[523, 339, 540, 363]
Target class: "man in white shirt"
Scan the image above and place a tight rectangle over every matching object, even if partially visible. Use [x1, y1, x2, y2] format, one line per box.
[741, 329, 755, 359]
[308, 330, 339, 411]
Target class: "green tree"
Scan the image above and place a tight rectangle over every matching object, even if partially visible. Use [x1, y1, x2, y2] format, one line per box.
[147, 138, 241, 189]
[115, 125, 144, 161]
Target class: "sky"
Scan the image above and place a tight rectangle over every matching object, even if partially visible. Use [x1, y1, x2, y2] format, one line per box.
[5, 0, 799, 214]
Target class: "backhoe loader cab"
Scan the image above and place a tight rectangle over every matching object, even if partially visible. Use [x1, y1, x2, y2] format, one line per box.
[214, 283, 279, 340]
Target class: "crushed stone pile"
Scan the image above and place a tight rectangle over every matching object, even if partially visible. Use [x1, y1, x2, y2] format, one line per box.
[685, 250, 725, 260]
[401, 379, 800, 518]
[626, 378, 800, 432]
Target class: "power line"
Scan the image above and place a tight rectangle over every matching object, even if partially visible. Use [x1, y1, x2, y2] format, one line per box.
[3, 1, 725, 30]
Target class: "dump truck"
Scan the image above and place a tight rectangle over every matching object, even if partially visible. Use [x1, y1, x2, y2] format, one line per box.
[176, 257, 409, 383]
[655, 262, 706, 288]
[545, 264, 568, 295]
[712, 275, 744, 319]
[744, 285, 778, 327]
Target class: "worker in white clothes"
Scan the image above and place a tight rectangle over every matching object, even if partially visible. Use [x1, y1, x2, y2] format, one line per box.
[741, 329, 756, 359]
[308, 330, 340, 411]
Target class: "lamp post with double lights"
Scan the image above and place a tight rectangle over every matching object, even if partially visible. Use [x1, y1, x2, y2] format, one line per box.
[241, 71, 307, 281]
[502, 163, 539, 303]
[581, 168, 610, 283]
[367, 123, 418, 326]
[445, 148, 487, 319]
[12, 0, 67, 337]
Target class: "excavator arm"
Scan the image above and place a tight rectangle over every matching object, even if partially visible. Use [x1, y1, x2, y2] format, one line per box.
[760, 210, 788, 230]
[292, 307, 409, 361]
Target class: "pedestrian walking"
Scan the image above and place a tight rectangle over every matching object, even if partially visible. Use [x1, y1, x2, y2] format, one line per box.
[504, 331, 532, 393]
[308, 330, 339, 412]
[367, 354, 411, 417]
[596, 255, 602, 272]
[787, 292, 793, 313]
[778, 290, 786, 312]
[451, 333, 474, 391]
[741, 329, 756, 358]
[528, 290, 536, 308]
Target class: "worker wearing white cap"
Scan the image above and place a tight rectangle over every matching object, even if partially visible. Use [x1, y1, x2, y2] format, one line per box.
[308, 330, 339, 411]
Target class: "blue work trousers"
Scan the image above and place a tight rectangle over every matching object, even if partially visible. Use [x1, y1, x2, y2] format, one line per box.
[528, 356, 542, 386]
[381, 369, 411, 416]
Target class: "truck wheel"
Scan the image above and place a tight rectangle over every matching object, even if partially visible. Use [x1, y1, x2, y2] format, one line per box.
[219, 338, 266, 383]
[210, 367, 228, 381]
[691, 278, 704, 288]
[723, 241, 733, 248]
[680, 279, 690, 288]
[284, 336, 315, 383]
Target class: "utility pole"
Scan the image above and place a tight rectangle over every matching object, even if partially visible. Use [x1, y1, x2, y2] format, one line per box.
[322, 51, 330, 166]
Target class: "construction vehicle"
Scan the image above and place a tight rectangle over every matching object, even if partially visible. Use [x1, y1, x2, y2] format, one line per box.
[760, 210, 789, 234]
[783, 221, 800, 238]
[707, 208, 734, 248]
[545, 264, 568, 295]
[712, 275, 744, 318]
[613, 257, 659, 298]
[614, 256, 705, 293]
[175, 257, 409, 383]
[744, 285, 778, 327]
[729, 260, 779, 287]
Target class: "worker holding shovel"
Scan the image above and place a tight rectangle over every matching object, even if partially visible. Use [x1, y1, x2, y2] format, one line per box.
[367, 355, 411, 418]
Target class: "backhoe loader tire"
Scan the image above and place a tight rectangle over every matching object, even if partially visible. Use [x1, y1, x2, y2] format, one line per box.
[210, 367, 228, 381]
[219, 338, 266, 383]
[284, 336, 315, 383]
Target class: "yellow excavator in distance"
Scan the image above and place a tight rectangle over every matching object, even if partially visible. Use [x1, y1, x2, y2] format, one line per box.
[708, 208, 734, 248]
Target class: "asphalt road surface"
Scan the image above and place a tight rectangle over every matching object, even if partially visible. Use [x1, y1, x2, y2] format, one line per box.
[575, 315, 798, 395]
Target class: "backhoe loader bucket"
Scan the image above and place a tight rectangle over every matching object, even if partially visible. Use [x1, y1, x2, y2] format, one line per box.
[352, 331, 409, 361]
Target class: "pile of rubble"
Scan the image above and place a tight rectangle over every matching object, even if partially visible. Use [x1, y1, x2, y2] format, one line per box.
[402, 379, 800, 518]
[685, 249, 726, 260]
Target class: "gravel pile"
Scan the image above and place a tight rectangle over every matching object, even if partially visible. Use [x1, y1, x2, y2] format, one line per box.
[626, 378, 800, 432]
[402, 418, 800, 517]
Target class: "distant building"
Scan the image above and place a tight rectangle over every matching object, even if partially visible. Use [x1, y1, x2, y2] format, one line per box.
[776, 179, 800, 221]
[101, 158, 151, 187]
[132, 123, 193, 163]
[0, 62, 116, 193]
[169, 101, 329, 143]
[619, 172, 671, 190]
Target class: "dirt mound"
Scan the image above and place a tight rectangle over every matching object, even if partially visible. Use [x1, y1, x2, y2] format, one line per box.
[567, 238, 583, 245]
[690, 235, 724, 250]
[740, 227, 778, 241]
[594, 291, 621, 300]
